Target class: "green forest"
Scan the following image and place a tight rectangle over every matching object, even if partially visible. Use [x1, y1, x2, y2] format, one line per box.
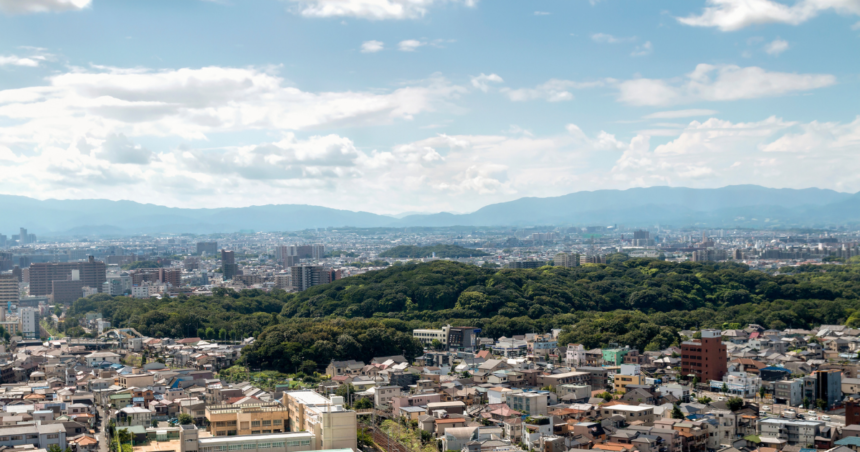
[379, 244, 489, 259]
[68, 258, 860, 372]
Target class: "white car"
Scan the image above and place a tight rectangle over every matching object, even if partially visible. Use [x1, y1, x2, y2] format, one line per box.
[807, 410, 817, 416]
[762, 405, 771, 411]
[821, 415, 832, 421]
[718, 396, 726, 401]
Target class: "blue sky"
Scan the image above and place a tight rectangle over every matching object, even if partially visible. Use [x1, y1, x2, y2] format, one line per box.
[0, 0, 858, 214]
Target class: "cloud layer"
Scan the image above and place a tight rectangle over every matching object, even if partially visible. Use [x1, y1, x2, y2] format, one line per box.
[0, 0, 90, 14]
[288, 0, 478, 20]
[679, 0, 860, 31]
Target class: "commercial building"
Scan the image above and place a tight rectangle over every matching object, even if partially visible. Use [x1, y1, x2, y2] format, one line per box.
[614, 365, 643, 394]
[580, 255, 607, 265]
[709, 372, 761, 398]
[290, 265, 331, 292]
[19, 307, 38, 340]
[52, 279, 84, 304]
[803, 370, 842, 410]
[206, 402, 289, 437]
[602, 348, 629, 366]
[29, 257, 106, 296]
[282, 391, 357, 450]
[0, 273, 18, 305]
[221, 250, 238, 281]
[774, 379, 803, 407]
[0, 424, 66, 450]
[196, 242, 218, 255]
[681, 329, 727, 383]
[197, 432, 316, 452]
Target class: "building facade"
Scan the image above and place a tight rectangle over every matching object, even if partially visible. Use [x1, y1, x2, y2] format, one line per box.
[681, 330, 727, 383]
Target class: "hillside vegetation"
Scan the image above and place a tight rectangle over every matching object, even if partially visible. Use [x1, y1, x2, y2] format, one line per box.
[69, 259, 860, 371]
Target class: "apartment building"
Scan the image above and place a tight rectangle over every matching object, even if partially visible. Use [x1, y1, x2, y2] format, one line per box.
[205, 402, 289, 437]
[538, 372, 590, 388]
[0, 274, 18, 305]
[374, 386, 401, 407]
[0, 424, 67, 450]
[197, 432, 316, 452]
[282, 391, 357, 450]
[759, 419, 823, 446]
[507, 392, 548, 416]
[29, 257, 106, 296]
[681, 329, 728, 383]
[774, 380, 803, 407]
[599, 405, 655, 424]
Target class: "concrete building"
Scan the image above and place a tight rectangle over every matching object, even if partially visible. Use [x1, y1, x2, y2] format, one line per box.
[681, 329, 728, 383]
[197, 432, 318, 452]
[282, 391, 357, 450]
[553, 253, 579, 268]
[507, 392, 548, 416]
[85, 351, 121, 367]
[774, 379, 803, 407]
[759, 419, 823, 446]
[19, 307, 38, 339]
[373, 386, 401, 407]
[414, 326, 450, 347]
[566, 344, 586, 367]
[117, 407, 152, 427]
[206, 402, 289, 437]
[599, 405, 654, 424]
[0, 424, 66, 450]
[290, 265, 331, 292]
[29, 257, 106, 296]
[0, 273, 18, 305]
[221, 250, 238, 281]
[196, 242, 218, 256]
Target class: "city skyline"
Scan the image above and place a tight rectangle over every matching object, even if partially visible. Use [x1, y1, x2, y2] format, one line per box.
[0, 0, 858, 214]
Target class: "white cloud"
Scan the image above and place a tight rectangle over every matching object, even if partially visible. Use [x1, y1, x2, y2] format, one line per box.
[470, 73, 504, 92]
[591, 33, 637, 43]
[644, 109, 720, 119]
[360, 40, 384, 53]
[618, 64, 836, 106]
[99, 133, 155, 164]
[287, 0, 479, 20]
[0, 0, 90, 14]
[853, 20, 860, 28]
[631, 41, 653, 56]
[612, 115, 860, 192]
[764, 38, 790, 55]
[501, 79, 607, 102]
[398, 39, 424, 51]
[678, 0, 860, 31]
[0, 55, 39, 67]
[534, 11, 550, 15]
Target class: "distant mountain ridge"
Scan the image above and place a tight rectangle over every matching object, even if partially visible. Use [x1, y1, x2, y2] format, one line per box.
[2, 185, 858, 236]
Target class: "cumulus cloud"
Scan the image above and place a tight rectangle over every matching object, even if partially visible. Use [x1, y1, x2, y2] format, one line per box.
[99, 133, 155, 164]
[501, 79, 607, 102]
[0, 0, 90, 14]
[764, 38, 790, 55]
[0, 55, 40, 67]
[398, 39, 424, 51]
[360, 40, 384, 53]
[470, 73, 504, 92]
[678, 0, 860, 31]
[288, 0, 479, 20]
[618, 64, 836, 106]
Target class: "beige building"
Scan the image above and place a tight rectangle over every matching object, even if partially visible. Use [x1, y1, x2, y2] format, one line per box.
[119, 373, 154, 389]
[0, 274, 18, 305]
[282, 391, 357, 451]
[205, 402, 289, 437]
[614, 374, 644, 394]
[600, 405, 655, 424]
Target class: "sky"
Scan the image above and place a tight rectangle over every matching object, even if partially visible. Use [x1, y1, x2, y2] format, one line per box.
[0, 0, 858, 215]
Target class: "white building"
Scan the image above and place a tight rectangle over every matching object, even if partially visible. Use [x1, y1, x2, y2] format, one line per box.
[19, 307, 38, 340]
[759, 419, 823, 446]
[507, 392, 548, 416]
[710, 372, 762, 397]
[131, 285, 150, 299]
[85, 351, 121, 367]
[566, 344, 586, 366]
[117, 406, 152, 427]
[413, 326, 449, 347]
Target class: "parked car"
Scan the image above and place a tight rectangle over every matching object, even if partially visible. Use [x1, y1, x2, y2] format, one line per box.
[762, 405, 770, 411]
[783, 409, 797, 419]
[821, 415, 832, 421]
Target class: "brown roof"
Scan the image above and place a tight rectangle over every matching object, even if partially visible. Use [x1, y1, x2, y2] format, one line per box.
[436, 418, 467, 424]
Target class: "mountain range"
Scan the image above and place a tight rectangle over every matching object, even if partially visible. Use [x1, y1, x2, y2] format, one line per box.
[3, 185, 859, 237]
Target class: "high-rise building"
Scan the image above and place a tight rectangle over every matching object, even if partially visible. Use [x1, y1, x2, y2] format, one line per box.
[290, 265, 331, 291]
[29, 256, 106, 297]
[19, 307, 38, 340]
[221, 250, 238, 281]
[632, 230, 655, 247]
[0, 253, 11, 272]
[19, 228, 27, 245]
[103, 279, 123, 296]
[681, 329, 727, 383]
[196, 242, 218, 256]
[553, 253, 579, 268]
[580, 255, 606, 265]
[0, 274, 19, 305]
[312, 244, 325, 259]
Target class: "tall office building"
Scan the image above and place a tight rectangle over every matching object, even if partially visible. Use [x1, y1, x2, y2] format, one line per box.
[19, 228, 27, 245]
[0, 253, 11, 272]
[196, 242, 218, 256]
[0, 274, 19, 305]
[19, 307, 38, 340]
[290, 265, 332, 291]
[221, 250, 238, 281]
[632, 230, 656, 247]
[29, 256, 106, 297]
[681, 329, 727, 383]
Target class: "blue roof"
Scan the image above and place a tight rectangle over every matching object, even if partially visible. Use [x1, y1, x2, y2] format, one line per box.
[836, 438, 860, 447]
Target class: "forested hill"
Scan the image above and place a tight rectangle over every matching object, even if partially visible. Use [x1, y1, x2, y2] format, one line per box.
[68, 258, 860, 372]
